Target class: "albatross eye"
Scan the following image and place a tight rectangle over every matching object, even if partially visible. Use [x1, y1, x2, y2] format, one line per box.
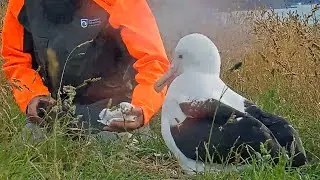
[178, 55, 183, 59]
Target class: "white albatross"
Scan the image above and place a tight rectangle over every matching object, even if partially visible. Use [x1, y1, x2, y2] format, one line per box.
[153, 33, 307, 174]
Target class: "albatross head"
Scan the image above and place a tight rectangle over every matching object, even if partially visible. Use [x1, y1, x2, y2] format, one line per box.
[154, 33, 221, 93]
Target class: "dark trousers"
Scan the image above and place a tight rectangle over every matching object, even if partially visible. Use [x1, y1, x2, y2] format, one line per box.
[22, 99, 151, 143]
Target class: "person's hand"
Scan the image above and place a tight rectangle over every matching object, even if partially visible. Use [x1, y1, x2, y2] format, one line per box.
[99, 102, 144, 132]
[103, 107, 144, 132]
[26, 95, 56, 125]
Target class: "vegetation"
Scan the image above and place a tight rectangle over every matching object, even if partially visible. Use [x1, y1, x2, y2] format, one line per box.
[0, 1, 320, 179]
[210, 0, 286, 11]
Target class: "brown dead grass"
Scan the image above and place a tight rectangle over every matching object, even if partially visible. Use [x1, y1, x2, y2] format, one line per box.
[222, 9, 320, 119]
[0, 1, 9, 87]
[218, 8, 320, 155]
[0, 2, 5, 29]
[0, 0, 7, 48]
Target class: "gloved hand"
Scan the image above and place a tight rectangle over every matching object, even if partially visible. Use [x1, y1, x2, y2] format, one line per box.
[98, 102, 144, 132]
[26, 95, 56, 125]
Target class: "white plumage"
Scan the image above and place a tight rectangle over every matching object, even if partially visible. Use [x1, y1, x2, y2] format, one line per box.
[154, 33, 306, 174]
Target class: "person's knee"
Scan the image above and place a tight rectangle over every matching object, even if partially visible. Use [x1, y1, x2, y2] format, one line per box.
[133, 124, 152, 141]
[22, 120, 47, 144]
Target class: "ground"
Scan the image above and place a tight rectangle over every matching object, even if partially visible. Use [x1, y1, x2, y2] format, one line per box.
[0, 1, 320, 179]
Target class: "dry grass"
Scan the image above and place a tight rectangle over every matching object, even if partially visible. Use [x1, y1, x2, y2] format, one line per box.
[223, 9, 320, 114]
[0, 1, 320, 179]
[0, 1, 6, 27]
[217, 8, 320, 156]
[0, 0, 7, 43]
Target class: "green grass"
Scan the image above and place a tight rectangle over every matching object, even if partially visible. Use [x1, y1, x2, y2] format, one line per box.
[0, 84, 319, 179]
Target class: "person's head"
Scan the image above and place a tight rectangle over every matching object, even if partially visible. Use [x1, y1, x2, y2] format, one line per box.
[154, 33, 221, 93]
[42, 0, 82, 24]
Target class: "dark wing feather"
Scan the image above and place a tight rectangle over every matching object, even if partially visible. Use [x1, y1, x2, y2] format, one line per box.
[172, 98, 282, 164]
[244, 100, 307, 167]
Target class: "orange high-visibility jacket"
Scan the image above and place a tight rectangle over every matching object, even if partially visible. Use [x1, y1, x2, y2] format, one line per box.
[1, 0, 170, 124]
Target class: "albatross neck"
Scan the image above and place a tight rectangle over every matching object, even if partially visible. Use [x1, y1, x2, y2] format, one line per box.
[183, 65, 221, 76]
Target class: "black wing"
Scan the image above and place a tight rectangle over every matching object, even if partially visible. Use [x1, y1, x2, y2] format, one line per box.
[244, 100, 307, 167]
[171, 98, 282, 164]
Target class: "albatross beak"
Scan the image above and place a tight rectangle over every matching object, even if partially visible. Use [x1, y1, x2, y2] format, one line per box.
[154, 59, 181, 93]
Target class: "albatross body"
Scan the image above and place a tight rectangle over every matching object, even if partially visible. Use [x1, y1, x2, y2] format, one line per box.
[154, 33, 306, 174]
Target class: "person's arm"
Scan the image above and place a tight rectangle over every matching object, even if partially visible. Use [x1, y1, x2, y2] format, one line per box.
[96, 0, 170, 125]
[1, 0, 50, 113]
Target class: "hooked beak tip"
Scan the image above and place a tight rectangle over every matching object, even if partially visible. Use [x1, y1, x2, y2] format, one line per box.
[153, 82, 163, 93]
[154, 76, 169, 93]
[153, 67, 179, 93]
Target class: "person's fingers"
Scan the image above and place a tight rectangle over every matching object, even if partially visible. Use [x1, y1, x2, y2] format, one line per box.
[103, 122, 132, 132]
[39, 97, 56, 106]
[129, 107, 143, 116]
[103, 121, 140, 132]
[103, 125, 123, 132]
[47, 97, 56, 105]
[27, 96, 56, 125]
[27, 103, 37, 116]
[112, 121, 139, 130]
[26, 106, 45, 125]
[101, 105, 144, 132]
